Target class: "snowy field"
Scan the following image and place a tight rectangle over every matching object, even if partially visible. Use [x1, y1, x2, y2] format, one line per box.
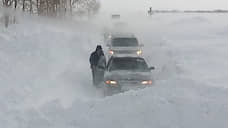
[1, 9, 228, 128]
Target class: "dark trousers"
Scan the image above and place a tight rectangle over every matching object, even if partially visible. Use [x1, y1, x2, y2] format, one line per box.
[92, 68, 97, 85]
[91, 66, 104, 86]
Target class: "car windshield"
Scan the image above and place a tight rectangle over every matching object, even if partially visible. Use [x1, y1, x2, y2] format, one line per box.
[111, 38, 138, 47]
[109, 57, 149, 72]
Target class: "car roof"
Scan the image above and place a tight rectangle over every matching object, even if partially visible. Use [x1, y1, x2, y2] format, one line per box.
[108, 56, 146, 62]
[110, 33, 136, 39]
[107, 56, 148, 69]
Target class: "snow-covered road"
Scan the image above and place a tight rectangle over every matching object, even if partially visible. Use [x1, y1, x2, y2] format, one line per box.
[0, 11, 228, 128]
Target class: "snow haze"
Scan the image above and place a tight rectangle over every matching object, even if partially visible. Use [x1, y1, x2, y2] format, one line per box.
[100, 0, 228, 13]
[1, 4, 228, 128]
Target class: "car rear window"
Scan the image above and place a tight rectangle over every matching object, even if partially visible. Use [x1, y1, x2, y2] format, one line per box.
[111, 38, 139, 47]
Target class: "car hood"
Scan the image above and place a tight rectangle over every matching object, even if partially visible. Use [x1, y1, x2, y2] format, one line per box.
[104, 70, 151, 81]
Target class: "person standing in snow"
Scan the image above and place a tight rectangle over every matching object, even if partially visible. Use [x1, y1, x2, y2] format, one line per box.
[89, 45, 106, 86]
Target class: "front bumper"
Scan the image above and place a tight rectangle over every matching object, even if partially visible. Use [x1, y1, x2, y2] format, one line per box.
[105, 81, 151, 92]
[120, 84, 147, 91]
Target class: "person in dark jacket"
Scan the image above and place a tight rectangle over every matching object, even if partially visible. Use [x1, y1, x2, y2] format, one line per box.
[90, 45, 106, 86]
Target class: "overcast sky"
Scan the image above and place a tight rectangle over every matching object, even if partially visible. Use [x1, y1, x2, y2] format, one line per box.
[100, 0, 228, 13]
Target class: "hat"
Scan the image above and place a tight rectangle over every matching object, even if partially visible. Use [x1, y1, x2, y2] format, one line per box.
[96, 45, 102, 50]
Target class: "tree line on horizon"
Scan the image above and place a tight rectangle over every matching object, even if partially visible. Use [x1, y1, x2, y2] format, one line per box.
[1, 0, 100, 16]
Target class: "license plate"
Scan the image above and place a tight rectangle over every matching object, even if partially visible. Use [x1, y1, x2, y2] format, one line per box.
[121, 85, 141, 91]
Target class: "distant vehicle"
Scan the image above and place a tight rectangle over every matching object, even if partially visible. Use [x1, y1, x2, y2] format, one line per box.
[111, 14, 121, 20]
[106, 33, 143, 57]
[103, 56, 155, 96]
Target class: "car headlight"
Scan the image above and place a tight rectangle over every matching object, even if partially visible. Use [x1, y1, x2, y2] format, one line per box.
[141, 80, 152, 85]
[109, 50, 114, 55]
[105, 80, 118, 87]
[137, 50, 142, 55]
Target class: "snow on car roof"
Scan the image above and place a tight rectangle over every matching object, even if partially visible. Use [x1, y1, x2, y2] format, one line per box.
[110, 56, 146, 62]
[110, 32, 136, 38]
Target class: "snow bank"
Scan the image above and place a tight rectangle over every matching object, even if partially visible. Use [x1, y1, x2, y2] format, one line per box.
[1, 77, 228, 128]
[0, 11, 228, 128]
[0, 14, 105, 109]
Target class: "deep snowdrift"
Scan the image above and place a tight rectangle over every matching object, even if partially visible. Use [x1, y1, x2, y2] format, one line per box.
[0, 11, 228, 128]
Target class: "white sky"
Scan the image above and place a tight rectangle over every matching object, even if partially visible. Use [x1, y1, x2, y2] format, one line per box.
[100, 0, 228, 13]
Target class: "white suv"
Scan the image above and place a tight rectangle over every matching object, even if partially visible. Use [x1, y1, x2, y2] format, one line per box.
[106, 33, 143, 57]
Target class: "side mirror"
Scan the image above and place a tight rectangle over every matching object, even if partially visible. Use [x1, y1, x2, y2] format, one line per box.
[149, 66, 155, 70]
